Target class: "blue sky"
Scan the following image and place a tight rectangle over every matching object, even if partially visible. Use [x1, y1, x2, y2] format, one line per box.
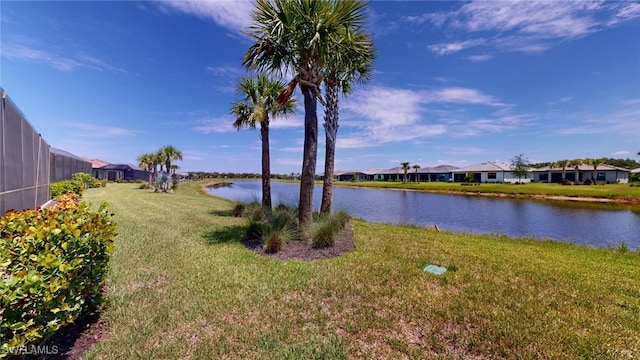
[2, 1, 639, 174]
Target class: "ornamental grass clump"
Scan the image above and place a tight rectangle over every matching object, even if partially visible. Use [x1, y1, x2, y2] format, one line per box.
[312, 211, 351, 249]
[263, 226, 295, 254]
[0, 193, 116, 355]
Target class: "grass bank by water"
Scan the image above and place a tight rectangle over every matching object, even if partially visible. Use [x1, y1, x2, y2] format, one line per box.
[325, 181, 640, 204]
[81, 182, 639, 359]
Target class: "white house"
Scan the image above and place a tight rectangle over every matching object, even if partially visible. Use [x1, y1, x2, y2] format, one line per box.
[451, 161, 534, 183]
[532, 164, 630, 184]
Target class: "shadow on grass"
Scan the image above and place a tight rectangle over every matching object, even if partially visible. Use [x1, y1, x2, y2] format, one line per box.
[203, 225, 247, 245]
[208, 209, 235, 217]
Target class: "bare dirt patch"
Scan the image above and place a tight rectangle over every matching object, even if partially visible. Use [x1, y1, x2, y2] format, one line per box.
[242, 223, 355, 261]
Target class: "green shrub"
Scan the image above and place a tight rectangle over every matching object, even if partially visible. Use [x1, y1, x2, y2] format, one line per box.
[0, 193, 116, 355]
[311, 211, 351, 249]
[72, 172, 97, 189]
[50, 179, 84, 198]
[263, 226, 295, 254]
[232, 203, 245, 217]
[246, 221, 268, 240]
[249, 206, 267, 222]
[269, 205, 297, 232]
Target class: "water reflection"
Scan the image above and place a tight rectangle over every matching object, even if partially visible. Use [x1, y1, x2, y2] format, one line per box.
[206, 181, 640, 250]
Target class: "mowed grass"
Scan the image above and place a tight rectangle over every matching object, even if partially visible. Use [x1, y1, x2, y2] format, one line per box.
[332, 181, 640, 200]
[81, 182, 640, 359]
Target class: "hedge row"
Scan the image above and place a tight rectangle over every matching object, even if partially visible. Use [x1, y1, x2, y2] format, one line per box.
[0, 194, 116, 356]
[50, 173, 107, 199]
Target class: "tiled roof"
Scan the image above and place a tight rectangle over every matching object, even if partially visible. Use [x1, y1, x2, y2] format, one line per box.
[452, 161, 513, 173]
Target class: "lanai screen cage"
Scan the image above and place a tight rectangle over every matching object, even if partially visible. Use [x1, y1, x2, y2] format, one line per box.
[1, 88, 50, 214]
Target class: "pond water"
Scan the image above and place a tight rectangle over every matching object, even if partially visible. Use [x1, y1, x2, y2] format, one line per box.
[206, 181, 640, 250]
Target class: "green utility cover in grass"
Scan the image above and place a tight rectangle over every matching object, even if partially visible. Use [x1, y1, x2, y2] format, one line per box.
[424, 264, 447, 275]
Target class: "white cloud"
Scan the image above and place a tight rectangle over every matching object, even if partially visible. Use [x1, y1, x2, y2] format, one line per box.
[466, 54, 493, 62]
[415, 1, 640, 56]
[66, 123, 139, 137]
[192, 116, 236, 134]
[157, 0, 253, 33]
[2, 42, 125, 73]
[428, 39, 486, 56]
[336, 85, 511, 148]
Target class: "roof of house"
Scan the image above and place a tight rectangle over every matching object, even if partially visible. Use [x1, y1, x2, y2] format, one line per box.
[99, 163, 142, 171]
[84, 158, 110, 169]
[452, 161, 514, 173]
[50, 147, 90, 163]
[631, 168, 640, 174]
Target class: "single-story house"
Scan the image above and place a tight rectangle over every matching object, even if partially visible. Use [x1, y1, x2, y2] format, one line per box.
[532, 164, 631, 184]
[333, 165, 458, 182]
[94, 163, 148, 181]
[335, 169, 386, 181]
[452, 161, 533, 183]
[416, 165, 458, 182]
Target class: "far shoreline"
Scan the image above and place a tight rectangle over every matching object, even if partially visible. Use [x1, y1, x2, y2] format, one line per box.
[199, 179, 640, 206]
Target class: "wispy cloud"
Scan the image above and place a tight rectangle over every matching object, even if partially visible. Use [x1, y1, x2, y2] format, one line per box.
[192, 116, 236, 134]
[2, 41, 125, 73]
[428, 39, 486, 56]
[157, 0, 253, 33]
[546, 96, 574, 106]
[412, 1, 640, 56]
[553, 99, 640, 136]
[466, 54, 493, 62]
[66, 123, 139, 137]
[337, 85, 510, 148]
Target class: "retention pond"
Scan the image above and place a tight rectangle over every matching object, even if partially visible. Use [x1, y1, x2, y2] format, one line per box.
[206, 181, 640, 250]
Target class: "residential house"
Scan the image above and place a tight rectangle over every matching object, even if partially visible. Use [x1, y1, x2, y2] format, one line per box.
[94, 163, 148, 181]
[452, 161, 533, 183]
[533, 164, 631, 184]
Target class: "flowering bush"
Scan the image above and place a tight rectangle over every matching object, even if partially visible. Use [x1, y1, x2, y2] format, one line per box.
[0, 194, 116, 356]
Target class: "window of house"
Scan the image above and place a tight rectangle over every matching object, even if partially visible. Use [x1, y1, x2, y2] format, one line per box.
[597, 172, 606, 181]
[488, 172, 497, 179]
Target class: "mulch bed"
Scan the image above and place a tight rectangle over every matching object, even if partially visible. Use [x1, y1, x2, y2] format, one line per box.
[12, 310, 108, 360]
[241, 223, 355, 261]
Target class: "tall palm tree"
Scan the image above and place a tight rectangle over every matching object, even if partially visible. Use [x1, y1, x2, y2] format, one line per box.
[401, 162, 410, 184]
[412, 164, 421, 184]
[320, 29, 374, 214]
[138, 153, 157, 189]
[157, 145, 183, 174]
[231, 73, 296, 209]
[244, 0, 368, 239]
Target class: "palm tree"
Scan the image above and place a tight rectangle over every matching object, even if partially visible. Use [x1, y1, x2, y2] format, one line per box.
[320, 28, 374, 214]
[569, 159, 582, 182]
[412, 164, 421, 184]
[157, 145, 183, 174]
[138, 153, 157, 189]
[231, 73, 296, 209]
[244, 0, 368, 239]
[401, 162, 410, 184]
[556, 159, 570, 181]
[589, 157, 606, 184]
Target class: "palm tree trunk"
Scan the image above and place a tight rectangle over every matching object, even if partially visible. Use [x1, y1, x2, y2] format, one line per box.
[298, 85, 318, 240]
[261, 122, 272, 209]
[321, 80, 339, 214]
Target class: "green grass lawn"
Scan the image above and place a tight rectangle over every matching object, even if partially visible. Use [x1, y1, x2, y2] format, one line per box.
[80, 182, 639, 359]
[327, 181, 640, 200]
